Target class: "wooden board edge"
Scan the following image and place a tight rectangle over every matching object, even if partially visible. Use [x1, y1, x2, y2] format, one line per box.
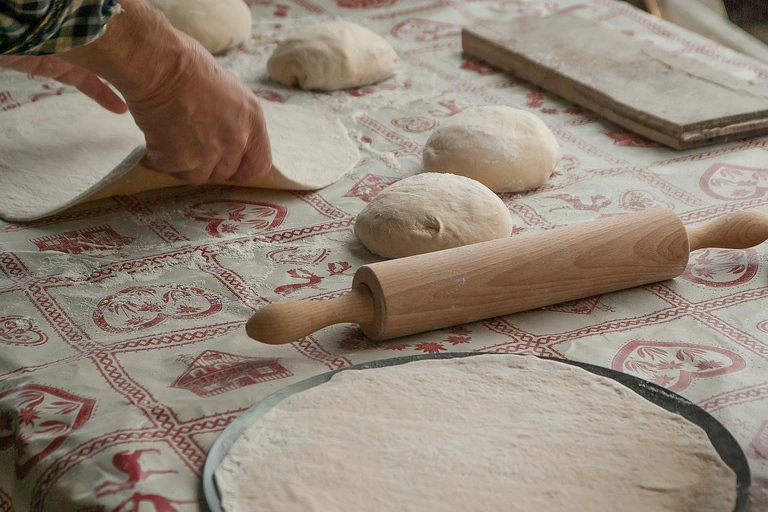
[461, 26, 768, 150]
[461, 28, 682, 149]
[682, 116, 768, 143]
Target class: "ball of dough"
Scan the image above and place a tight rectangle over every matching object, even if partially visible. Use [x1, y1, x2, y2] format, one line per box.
[267, 21, 398, 91]
[423, 106, 560, 193]
[152, 0, 252, 54]
[355, 173, 513, 259]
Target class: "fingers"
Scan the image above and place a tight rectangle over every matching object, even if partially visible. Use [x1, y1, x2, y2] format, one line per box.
[0, 55, 34, 73]
[231, 113, 273, 183]
[143, 154, 248, 185]
[103, 50, 272, 186]
[174, 158, 236, 185]
[143, 148, 272, 185]
[142, 153, 213, 185]
[231, 141, 273, 183]
[171, 168, 214, 185]
[57, 67, 128, 114]
[0, 56, 128, 114]
[2, 55, 276, 187]
[142, 113, 272, 185]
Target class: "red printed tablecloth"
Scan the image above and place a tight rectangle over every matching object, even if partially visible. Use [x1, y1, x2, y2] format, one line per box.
[2, 0, 768, 510]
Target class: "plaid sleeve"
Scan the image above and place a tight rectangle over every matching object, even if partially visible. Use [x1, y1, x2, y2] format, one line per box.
[0, 0, 121, 55]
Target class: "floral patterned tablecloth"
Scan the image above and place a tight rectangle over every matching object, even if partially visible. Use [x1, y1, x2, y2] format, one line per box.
[2, 0, 768, 510]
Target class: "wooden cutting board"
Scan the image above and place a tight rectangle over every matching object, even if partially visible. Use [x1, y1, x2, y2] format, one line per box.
[462, 12, 768, 149]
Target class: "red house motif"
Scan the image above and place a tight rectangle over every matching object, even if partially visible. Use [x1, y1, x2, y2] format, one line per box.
[170, 351, 292, 398]
[31, 225, 135, 255]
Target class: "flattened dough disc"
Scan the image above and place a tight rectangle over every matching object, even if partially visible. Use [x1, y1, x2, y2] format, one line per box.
[213, 354, 739, 512]
[0, 93, 359, 222]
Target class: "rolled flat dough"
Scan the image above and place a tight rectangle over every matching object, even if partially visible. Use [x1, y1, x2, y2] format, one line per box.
[216, 355, 737, 512]
[0, 94, 359, 221]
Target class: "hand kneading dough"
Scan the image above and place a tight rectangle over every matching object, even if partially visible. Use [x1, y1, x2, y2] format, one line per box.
[423, 106, 560, 193]
[267, 21, 398, 91]
[354, 173, 513, 259]
[216, 355, 737, 512]
[152, 0, 252, 54]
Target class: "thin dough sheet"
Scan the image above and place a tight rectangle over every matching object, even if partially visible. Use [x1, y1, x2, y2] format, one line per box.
[0, 93, 359, 221]
[215, 355, 738, 512]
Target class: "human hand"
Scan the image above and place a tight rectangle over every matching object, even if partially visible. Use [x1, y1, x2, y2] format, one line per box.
[0, 55, 127, 114]
[56, 0, 272, 184]
[124, 38, 272, 184]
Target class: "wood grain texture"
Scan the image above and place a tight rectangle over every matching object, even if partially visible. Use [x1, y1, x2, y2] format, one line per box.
[246, 286, 375, 344]
[462, 13, 768, 149]
[688, 210, 768, 251]
[353, 209, 689, 340]
[245, 209, 768, 344]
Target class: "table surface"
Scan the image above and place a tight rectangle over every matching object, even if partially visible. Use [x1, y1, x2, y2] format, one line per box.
[1, 0, 768, 511]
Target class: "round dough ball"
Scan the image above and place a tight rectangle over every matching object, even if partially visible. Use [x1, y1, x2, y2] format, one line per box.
[152, 0, 252, 54]
[423, 106, 561, 193]
[355, 173, 513, 259]
[267, 21, 398, 91]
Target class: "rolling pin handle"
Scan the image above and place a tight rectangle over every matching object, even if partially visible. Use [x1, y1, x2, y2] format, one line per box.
[687, 210, 768, 252]
[246, 285, 376, 345]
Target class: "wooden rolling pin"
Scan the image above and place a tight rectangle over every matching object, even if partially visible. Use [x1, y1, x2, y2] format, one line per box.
[246, 209, 768, 344]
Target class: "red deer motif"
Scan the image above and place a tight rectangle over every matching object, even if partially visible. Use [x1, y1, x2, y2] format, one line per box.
[328, 262, 352, 275]
[274, 269, 323, 297]
[112, 493, 196, 512]
[428, 100, 461, 118]
[94, 449, 177, 497]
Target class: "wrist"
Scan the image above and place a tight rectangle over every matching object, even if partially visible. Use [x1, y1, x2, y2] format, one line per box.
[59, 0, 192, 101]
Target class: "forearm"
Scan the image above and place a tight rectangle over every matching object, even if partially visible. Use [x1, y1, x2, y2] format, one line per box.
[59, 0, 191, 100]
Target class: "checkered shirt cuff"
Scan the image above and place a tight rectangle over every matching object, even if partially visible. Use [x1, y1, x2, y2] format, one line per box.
[0, 0, 121, 55]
